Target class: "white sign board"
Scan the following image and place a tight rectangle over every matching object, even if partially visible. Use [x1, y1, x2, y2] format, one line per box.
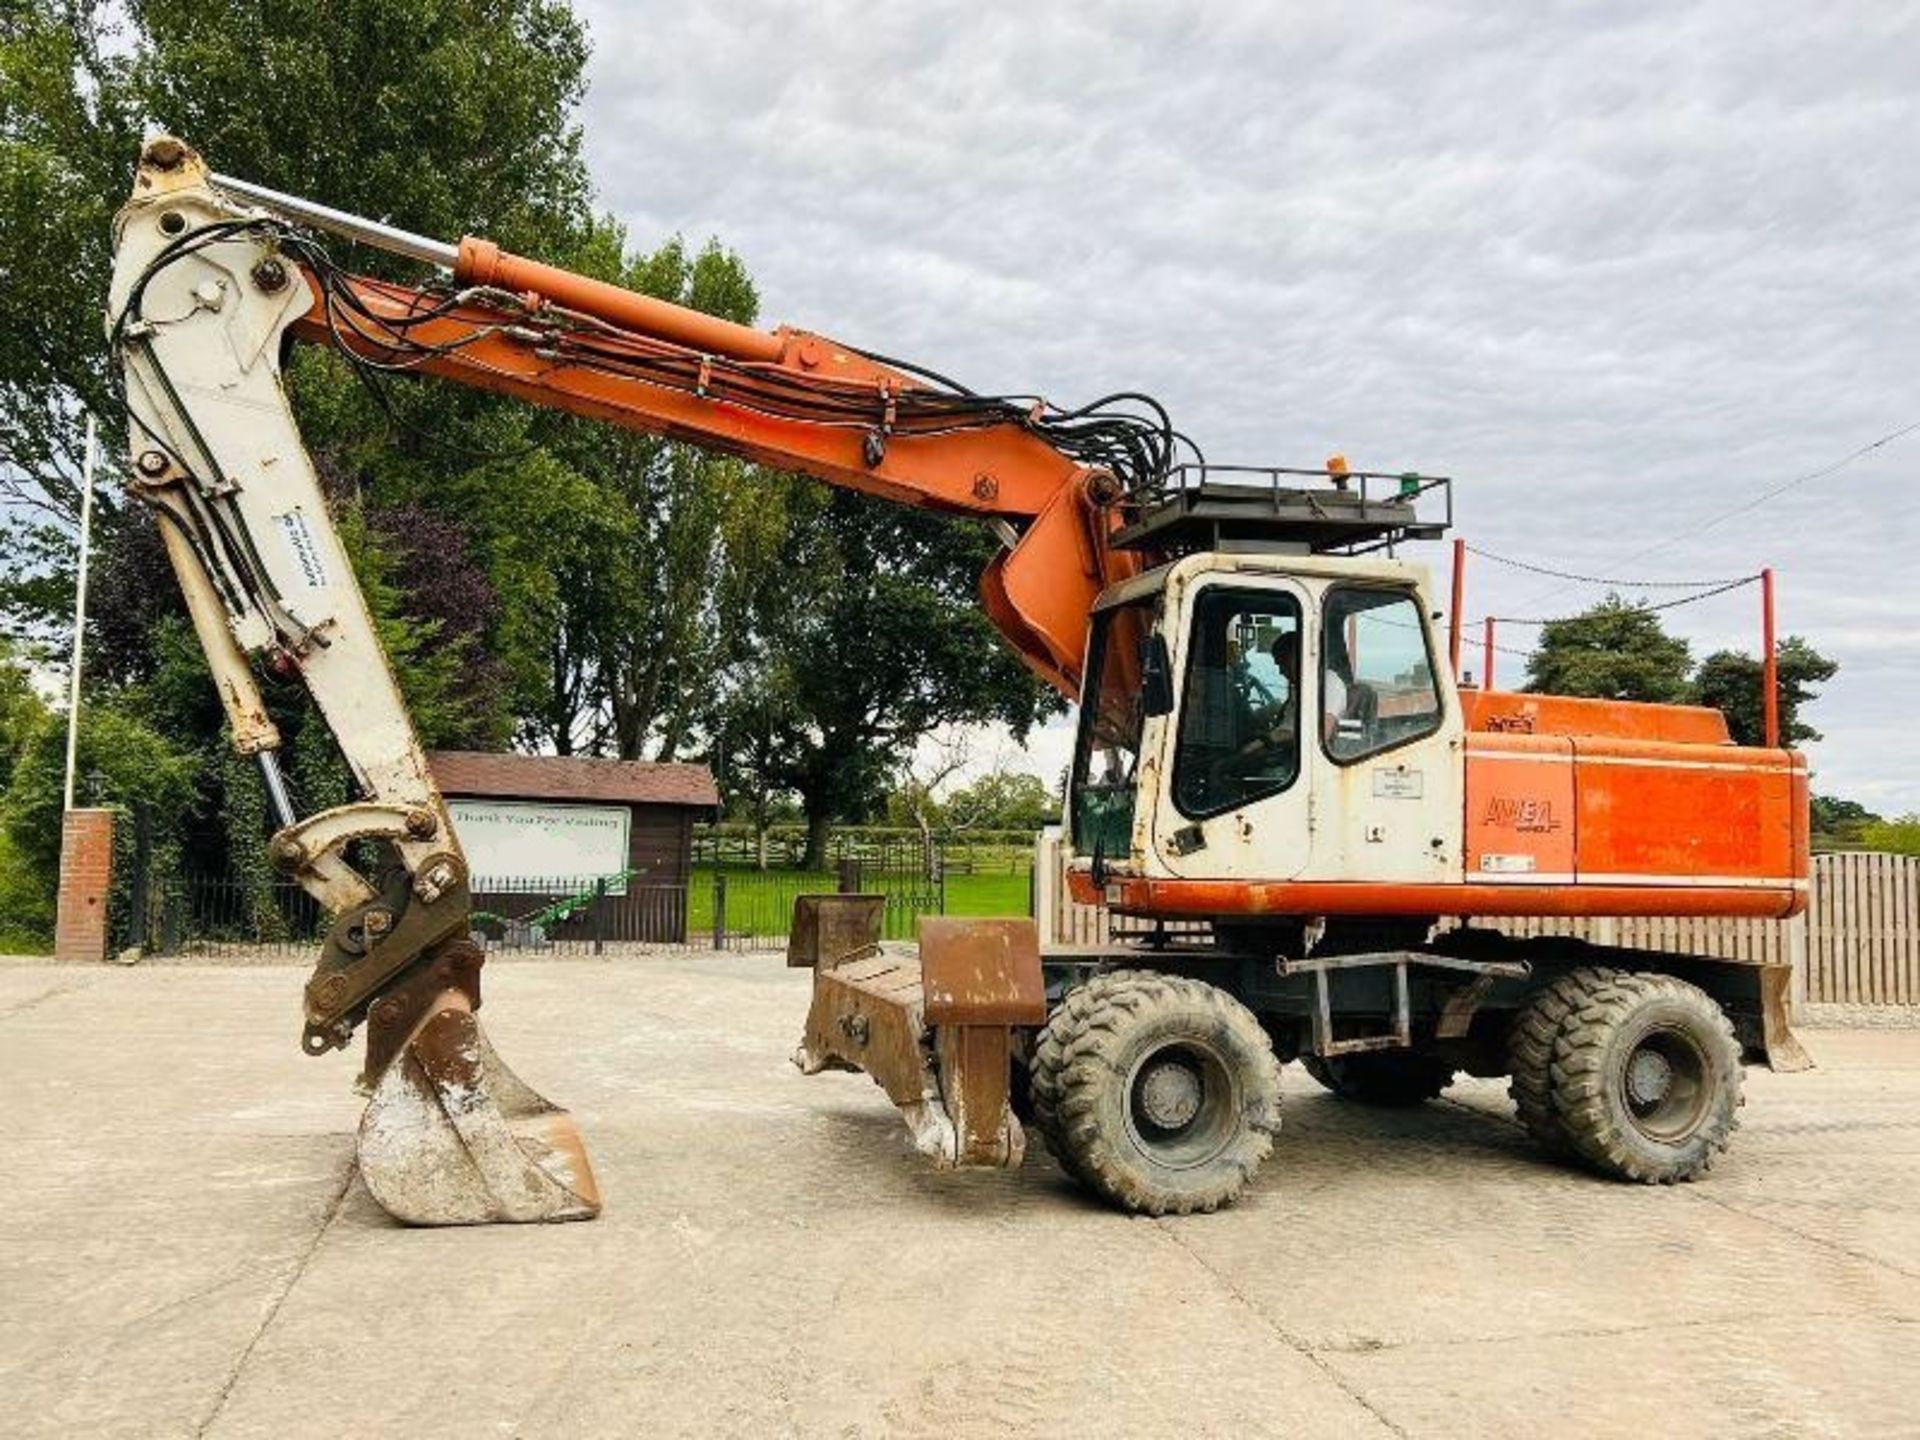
[448, 799, 631, 891]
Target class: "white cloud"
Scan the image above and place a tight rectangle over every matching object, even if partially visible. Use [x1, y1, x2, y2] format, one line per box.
[574, 0, 1920, 811]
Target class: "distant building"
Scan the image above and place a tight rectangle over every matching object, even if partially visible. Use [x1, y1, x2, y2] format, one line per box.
[429, 751, 720, 944]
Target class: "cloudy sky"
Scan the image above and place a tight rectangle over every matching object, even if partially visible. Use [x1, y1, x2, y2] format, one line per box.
[573, 0, 1920, 812]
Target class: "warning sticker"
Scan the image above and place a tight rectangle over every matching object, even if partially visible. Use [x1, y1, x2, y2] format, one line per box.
[273, 507, 330, 590]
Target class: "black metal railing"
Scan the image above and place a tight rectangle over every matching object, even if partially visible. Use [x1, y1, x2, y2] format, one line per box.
[132, 853, 949, 958]
[147, 872, 331, 957]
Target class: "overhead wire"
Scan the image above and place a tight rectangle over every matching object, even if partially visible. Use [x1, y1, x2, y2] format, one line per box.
[1483, 573, 1760, 628]
[1456, 534, 1767, 672]
[1597, 416, 1920, 573]
[1486, 415, 1920, 620]
[1464, 544, 1749, 591]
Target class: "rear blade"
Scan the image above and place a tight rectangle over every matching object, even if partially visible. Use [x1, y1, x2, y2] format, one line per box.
[357, 993, 601, 1225]
[790, 898, 1044, 1169]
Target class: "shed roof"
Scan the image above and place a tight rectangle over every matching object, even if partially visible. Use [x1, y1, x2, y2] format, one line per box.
[429, 751, 721, 809]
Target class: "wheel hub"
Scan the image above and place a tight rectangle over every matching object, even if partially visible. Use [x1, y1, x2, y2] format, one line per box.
[1137, 1058, 1203, 1130]
[1626, 1046, 1674, 1107]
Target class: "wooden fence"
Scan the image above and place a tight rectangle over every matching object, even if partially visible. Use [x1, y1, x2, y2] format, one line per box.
[1808, 850, 1920, 1006]
[1033, 832, 1920, 1009]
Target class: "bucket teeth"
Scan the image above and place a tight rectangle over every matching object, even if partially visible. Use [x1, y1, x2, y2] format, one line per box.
[356, 1000, 601, 1226]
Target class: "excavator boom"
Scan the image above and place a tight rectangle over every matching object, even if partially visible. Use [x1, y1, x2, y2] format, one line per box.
[211, 162, 1149, 696]
[107, 137, 1160, 1224]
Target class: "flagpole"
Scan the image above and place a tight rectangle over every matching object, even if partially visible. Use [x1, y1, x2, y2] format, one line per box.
[61, 415, 99, 812]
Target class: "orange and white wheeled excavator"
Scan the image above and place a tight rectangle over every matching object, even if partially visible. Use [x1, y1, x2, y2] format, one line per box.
[108, 137, 1808, 1224]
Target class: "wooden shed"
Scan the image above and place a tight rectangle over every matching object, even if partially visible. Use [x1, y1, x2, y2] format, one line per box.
[429, 751, 720, 944]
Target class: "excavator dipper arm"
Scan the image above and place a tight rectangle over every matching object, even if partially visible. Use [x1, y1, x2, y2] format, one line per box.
[108, 137, 1160, 1220]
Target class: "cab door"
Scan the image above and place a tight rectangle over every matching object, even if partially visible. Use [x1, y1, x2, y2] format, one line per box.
[1302, 584, 1463, 883]
[1149, 578, 1315, 881]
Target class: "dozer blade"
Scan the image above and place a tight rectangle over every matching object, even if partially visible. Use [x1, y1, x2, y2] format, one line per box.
[790, 897, 1045, 1169]
[357, 987, 601, 1226]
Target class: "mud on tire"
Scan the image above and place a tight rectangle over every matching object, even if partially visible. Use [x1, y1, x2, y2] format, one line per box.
[1029, 970, 1282, 1215]
[1550, 970, 1743, 1183]
[1301, 1050, 1455, 1106]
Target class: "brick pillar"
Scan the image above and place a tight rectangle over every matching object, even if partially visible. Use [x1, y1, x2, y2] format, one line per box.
[54, 808, 115, 964]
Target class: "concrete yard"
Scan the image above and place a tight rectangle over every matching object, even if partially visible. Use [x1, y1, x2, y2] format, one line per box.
[2, 954, 1915, 1439]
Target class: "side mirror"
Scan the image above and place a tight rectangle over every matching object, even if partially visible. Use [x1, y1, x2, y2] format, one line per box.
[1140, 633, 1175, 717]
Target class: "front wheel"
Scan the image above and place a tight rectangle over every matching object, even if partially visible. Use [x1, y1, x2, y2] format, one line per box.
[1030, 971, 1282, 1215]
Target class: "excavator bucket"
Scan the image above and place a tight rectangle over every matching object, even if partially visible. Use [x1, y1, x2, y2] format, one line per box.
[354, 957, 600, 1225]
[790, 897, 1045, 1168]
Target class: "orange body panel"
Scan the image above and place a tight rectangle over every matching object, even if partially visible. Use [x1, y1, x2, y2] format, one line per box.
[1560, 736, 1802, 887]
[1463, 733, 1575, 879]
[1460, 731, 1806, 915]
[1461, 689, 1731, 745]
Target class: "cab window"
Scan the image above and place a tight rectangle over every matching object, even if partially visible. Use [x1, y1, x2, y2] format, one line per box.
[1321, 588, 1442, 763]
[1173, 589, 1303, 817]
[1069, 597, 1160, 855]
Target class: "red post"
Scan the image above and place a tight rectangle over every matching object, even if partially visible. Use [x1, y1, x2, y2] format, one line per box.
[1761, 567, 1779, 748]
[1482, 617, 1496, 691]
[1448, 538, 1465, 678]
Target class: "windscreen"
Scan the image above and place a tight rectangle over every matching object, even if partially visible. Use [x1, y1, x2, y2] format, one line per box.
[1069, 597, 1160, 857]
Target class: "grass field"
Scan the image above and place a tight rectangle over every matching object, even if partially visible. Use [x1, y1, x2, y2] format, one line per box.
[685, 863, 1031, 938]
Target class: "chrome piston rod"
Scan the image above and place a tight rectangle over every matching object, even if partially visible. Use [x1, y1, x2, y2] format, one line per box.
[209, 171, 459, 271]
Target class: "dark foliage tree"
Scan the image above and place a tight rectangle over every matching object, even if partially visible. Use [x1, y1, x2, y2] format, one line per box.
[1810, 794, 1878, 850]
[1692, 637, 1837, 748]
[1524, 595, 1694, 704]
[713, 492, 1062, 869]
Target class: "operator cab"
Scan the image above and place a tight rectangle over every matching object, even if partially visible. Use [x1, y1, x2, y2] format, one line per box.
[1070, 469, 1461, 897]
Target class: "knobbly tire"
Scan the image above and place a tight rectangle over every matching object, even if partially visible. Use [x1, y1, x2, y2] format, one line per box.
[1300, 1050, 1455, 1106]
[1549, 970, 1743, 1183]
[1506, 967, 1611, 1156]
[1028, 979, 1101, 1186]
[1028, 970, 1282, 1215]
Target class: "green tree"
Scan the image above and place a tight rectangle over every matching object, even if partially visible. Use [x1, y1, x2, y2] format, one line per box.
[1810, 794, 1879, 850]
[946, 770, 1057, 832]
[1524, 595, 1693, 704]
[1692, 637, 1837, 748]
[716, 492, 1063, 869]
[526, 237, 791, 761]
[1860, 816, 1920, 858]
[134, 0, 591, 257]
[1, 0, 594, 630]
[0, 1, 786, 876]
[1, 0, 595, 904]
[0, 3, 140, 554]
[2, 704, 198, 893]
[0, 639, 47, 793]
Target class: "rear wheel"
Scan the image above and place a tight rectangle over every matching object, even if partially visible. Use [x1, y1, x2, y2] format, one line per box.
[1300, 1050, 1455, 1106]
[1551, 971, 1742, 1183]
[1030, 970, 1282, 1215]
